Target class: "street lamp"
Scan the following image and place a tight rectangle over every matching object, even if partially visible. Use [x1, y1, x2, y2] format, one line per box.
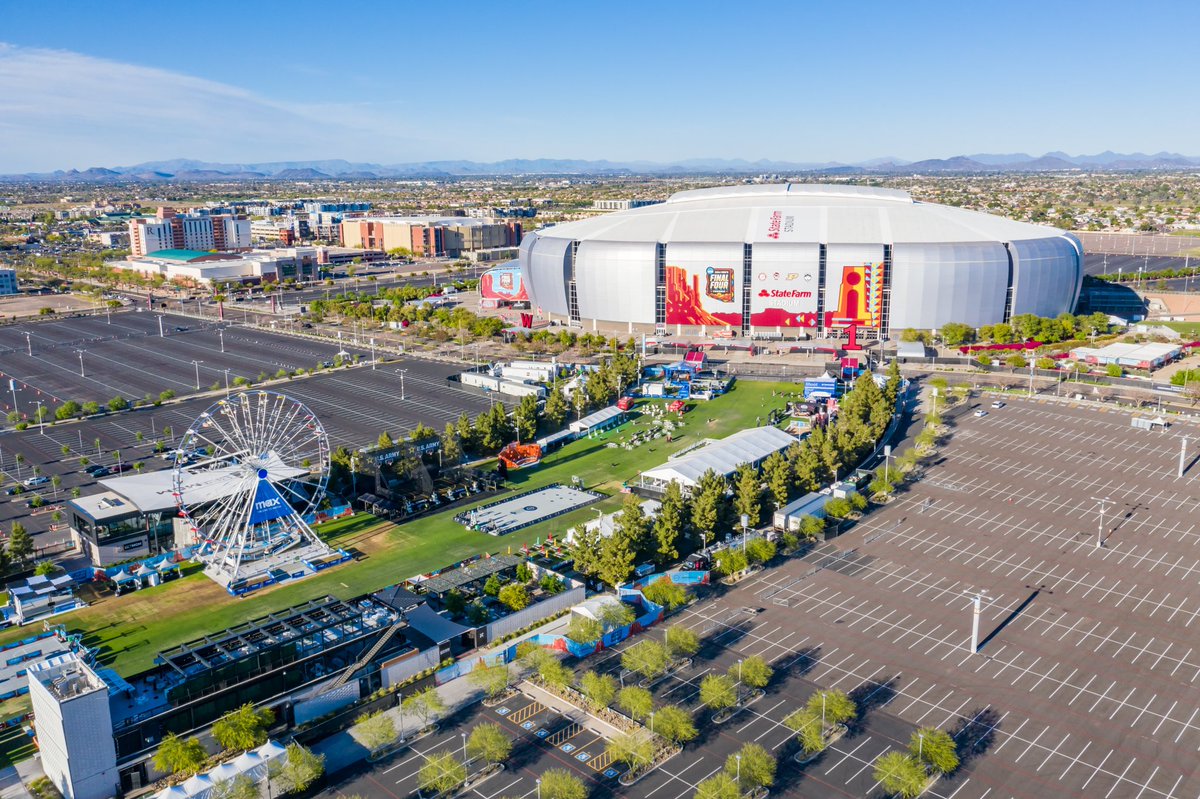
[23, 332, 31, 357]
[158, 315, 165, 338]
[370, 337, 376, 369]
[965, 589, 988, 653]
[191, 360, 204, 391]
[1092, 496, 1113, 548]
[735, 754, 742, 787]
[918, 731, 924, 761]
[218, 328, 225, 353]
[76, 349, 86, 378]
[397, 368, 407, 401]
[223, 369, 232, 396]
[740, 513, 749, 552]
[536, 778, 541, 799]
[460, 731, 466, 761]
[35, 400, 44, 435]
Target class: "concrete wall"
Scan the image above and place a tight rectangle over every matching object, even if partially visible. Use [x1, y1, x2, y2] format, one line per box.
[382, 646, 441, 688]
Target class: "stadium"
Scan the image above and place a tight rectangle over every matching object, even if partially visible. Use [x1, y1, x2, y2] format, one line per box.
[517, 184, 1084, 339]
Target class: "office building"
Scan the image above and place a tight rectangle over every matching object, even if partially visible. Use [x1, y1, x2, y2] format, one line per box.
[340, 216, 522, 257]
[128, 208, 251, 256]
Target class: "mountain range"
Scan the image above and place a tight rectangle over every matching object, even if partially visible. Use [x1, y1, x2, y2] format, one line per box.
[3, 152, 1199, 182]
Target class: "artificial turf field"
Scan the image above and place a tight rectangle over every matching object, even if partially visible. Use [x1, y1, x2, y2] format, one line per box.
[0, 380, 794, 679]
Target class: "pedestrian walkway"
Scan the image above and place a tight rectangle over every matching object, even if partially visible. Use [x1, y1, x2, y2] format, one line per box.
[311, 612, 572, 775]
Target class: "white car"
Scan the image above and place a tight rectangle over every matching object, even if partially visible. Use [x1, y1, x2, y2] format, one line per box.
[991, 401, 1005, 409]
[974, 409, 989, 418]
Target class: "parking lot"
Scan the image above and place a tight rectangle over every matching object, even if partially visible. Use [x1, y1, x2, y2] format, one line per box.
[0, 349, 491, 547]
[0, 310, 369, 415]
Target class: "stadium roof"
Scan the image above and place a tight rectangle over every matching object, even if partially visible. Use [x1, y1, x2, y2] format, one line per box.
[641, 426, 796, 488]
[535, 183, 1069, 246]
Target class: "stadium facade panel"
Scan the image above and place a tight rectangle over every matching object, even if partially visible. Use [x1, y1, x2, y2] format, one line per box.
[519, 184, 1083, 338]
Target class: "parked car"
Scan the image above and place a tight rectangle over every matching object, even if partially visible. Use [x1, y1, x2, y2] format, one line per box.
[974, 409, 989, 418]
[84, 464, 108, 475]
[90, 467, 111, 477]
[991, 401, 1006, 409]
[109, 463, 132, 474]
[22, 476, 49, 487]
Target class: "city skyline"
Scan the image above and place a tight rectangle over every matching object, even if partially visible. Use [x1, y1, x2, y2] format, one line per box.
[2, 0, 1199, 171]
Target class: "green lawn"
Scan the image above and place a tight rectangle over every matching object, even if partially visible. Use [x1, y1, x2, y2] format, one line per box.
[0, 380, 795, 677]
[0, 725, 35, 769]
[1157, 321, 1200, 338]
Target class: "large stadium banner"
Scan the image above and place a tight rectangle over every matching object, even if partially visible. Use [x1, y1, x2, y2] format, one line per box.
[749, 242, 820, 327]
[824, 244, 886, 329]
[664, 243, 743, 327]
[479, 263, 529, 306]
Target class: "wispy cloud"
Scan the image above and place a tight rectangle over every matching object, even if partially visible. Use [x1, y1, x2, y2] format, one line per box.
[0, 43, 428, 172]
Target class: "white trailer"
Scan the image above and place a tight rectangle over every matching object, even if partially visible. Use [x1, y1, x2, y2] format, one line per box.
[772, 490, 832, 532]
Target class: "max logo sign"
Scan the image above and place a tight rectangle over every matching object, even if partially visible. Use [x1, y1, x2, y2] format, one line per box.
[254, 497, 281, 512]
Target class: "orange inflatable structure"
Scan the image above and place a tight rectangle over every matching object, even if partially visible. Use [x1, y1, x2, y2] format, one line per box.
[498, 442, 542, 469]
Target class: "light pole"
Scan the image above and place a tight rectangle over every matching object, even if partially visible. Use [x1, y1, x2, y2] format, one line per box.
[965, 589, 988, 653]
[23, 332, 31, 357]
[1179, 436, 1188, 479]
[735, 754, 742, 787]
[397, 369, 407, 401]
[918, 731, 924, 761]
[191, 360, 204, 391]
[76, 349, 85, 378]
[1028, 360, 1034, 397]
[218, 328, 225, 353]
[158, 315, 165, 338]
[35, 400, 44, 435]
[460, 731, 466, 762]
[223, 369, 232, 396]
[1092, 496, 1113, 548]
[740, 513, 749, 552]
[370, 337, 376, 369]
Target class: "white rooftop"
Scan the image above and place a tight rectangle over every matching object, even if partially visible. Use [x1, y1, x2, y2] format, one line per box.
[1070, 341, 1182, 363]
[641, 426, 796, 488]
[94, 455, 307, 514]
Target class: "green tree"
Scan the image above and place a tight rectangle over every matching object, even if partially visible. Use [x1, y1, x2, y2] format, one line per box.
[33, 560, 57, 577]
[607, 730, 655, 772]
[622, 640, 670, 681]
[513, 394, 539, 441]
[911, 727, 959, 775]
[565, 615, 603, 645]
[641, 578, 689, 610]
[353, 711, 396, 753]
[699, 674, 737, 711]
[498, 582, 529, 611]
[732, 463, 762, 528]
[538, 769, 587, 799]
[107, 395, 128, 412]
[664, 625, 700, 660]
[1105, 363, 1123, 377]
[1006, 354, 1027, 369]
[8, 523, 32, 563]
[652, 705, 697, 744]
[652, 481, 687, 564]
[617, 686, 654, 722]
[735, 655, 773, 689]
[597, 601, 636, 631]
[153, 733, 207, 776]
[440, 423, 463, 465]
[212, 703, 274, 751]
[402, 687, 446, 729]
[784, 707, 826, 753]
[693, 773, 740, 799]
[579, 671, 617, 709]
[726, 742, 776, 791]
[1035, 356, 1057, 370]
[466, 722, 512, 765]
[691, 469, 725, 547]
[762, 451, 791, 511]
[744, 537, 776, 565]
[536, 656, 573, 690]
[873, 751, 927, 799]
[789, 440, 823, 494]
[469, 661, 511, 700]
[939, 322, 974, 347]
[807, 689, 857, 728]
[544, 381, 569, 428]
[418, 752, 465, 795]
[596, 525, 637, 589]
[54, 401, 79, 421]
[377, 430, 395, 449]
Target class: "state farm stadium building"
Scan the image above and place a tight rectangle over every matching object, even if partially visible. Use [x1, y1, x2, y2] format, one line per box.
[517, 184, 1083, 339]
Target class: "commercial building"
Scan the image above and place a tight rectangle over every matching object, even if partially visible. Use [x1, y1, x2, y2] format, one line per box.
[110, 247, 321, 286]
[520, 184, 1084, 338]
[0, 267, 17, 295]
[29, 655, 119, 799]
[340, 216, 522, 257]
[1069, 341, 1182, 370]
[592, 199, 662, 211]
[128, 208, 251, 256]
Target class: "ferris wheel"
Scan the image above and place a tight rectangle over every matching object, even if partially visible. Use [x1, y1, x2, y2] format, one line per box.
[172, 390, 331, 585]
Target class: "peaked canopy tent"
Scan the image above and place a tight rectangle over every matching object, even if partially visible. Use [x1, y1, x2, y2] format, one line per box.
[638, 426, 796, 492]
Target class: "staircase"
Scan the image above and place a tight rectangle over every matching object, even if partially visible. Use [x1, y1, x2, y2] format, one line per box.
[321, 618, 405, 694]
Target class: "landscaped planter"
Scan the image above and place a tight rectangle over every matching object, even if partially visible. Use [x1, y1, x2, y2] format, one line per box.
[792, 724, 848, 765]
[617, 744, 682, 786]
[482, 688, 517, 707]
[369, 723, 440, 762]
[712, 688, 765, 724]
[638, 657, 691, 689]
[720, 565, 763, 586]
[457, 763, 505, 794]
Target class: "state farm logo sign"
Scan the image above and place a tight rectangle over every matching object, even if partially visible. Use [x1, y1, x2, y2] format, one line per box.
[766, 210, 795, 240]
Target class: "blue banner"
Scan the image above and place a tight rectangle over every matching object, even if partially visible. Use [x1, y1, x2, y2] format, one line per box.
[248, 476, 292, 524]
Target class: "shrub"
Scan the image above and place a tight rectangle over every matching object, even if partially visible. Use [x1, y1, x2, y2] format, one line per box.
[641, 578, 689, 609]
[744, 538, 776, 565]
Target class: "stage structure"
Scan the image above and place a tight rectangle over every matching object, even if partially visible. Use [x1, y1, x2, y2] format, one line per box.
[173, 391, 335, 592]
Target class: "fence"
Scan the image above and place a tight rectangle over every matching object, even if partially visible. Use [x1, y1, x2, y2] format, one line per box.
[485, 584, 584, 641]
[383, 646, 441, 688]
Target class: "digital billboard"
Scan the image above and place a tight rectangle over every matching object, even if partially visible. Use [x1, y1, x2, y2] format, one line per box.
[664, 243, 743, 327]
[479, 264, 529, 305]
[749, 243, 820, 328]
[824, 245, 885, 329]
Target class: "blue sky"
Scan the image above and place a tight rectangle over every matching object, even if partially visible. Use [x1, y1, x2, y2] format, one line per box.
[2, 0, 1198, 171]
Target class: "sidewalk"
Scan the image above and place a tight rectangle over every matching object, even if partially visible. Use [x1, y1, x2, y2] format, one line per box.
[311, 612, 572, 775]
[0, 754, 42, 799]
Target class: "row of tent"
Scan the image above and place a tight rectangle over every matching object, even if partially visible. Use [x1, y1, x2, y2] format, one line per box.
[153, 740, 287, 799]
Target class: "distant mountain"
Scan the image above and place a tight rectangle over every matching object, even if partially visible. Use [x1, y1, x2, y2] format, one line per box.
[2, 151, 1199, 182]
